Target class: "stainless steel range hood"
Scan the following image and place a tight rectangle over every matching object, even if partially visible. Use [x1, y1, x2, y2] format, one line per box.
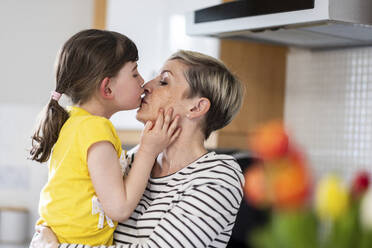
[185, 0, 372, 49]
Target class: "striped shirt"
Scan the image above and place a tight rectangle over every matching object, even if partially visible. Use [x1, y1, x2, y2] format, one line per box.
[60, 151, 244, 248]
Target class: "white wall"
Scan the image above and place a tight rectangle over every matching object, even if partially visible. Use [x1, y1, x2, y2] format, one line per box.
[284, 46, 372, 184]
[107, 0, 221, 130]
[0, 0, 93, 241]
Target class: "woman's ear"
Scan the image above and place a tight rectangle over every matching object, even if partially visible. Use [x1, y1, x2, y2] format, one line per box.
[99, 77, 114, 100]
[187, 97, 211, 119]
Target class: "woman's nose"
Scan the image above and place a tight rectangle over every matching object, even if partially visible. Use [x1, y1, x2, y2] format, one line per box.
[143, 79, 154, 93]
[143, 86, 150, 94]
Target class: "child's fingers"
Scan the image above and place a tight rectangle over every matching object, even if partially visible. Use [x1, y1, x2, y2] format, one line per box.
[154, 109, 164, 130]
[169, 127, 181, 144]
[143, 121, 153, 133]
[167, 115, 179, 136]
[163, 108, 173, 130]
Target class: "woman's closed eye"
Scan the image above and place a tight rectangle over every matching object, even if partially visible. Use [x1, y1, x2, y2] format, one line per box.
[159, 80, 168, 86]
[159, 71, 170, 86]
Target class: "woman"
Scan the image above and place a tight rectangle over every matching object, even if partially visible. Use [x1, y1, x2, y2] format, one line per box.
[32, 50, 245, 248]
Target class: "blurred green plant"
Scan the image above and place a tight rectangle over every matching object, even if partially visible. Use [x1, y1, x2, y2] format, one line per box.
[250, 209, 318, 248]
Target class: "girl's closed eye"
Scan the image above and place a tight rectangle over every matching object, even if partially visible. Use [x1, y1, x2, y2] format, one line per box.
[133, 70, 139, 78]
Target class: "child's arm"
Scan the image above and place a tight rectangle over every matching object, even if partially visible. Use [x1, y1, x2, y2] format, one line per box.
[88, 108, 180, 221]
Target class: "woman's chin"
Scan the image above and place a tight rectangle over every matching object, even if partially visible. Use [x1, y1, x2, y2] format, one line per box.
[135, 111, 151, 124]
[135, 112, 145, 124]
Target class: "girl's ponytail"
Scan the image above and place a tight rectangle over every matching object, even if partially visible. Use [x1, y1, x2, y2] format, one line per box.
[30, 97, 69, 163]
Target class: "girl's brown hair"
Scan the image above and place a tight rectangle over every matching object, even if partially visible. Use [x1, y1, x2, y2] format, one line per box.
[30, 29, 138, 163]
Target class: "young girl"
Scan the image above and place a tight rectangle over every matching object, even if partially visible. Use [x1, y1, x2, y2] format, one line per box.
[29, 29, 180, 246]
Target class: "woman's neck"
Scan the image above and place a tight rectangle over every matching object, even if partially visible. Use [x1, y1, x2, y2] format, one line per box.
[151, 128, 208, 178]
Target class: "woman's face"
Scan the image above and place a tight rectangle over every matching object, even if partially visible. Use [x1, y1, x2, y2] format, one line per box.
[136, 59, 191, 123]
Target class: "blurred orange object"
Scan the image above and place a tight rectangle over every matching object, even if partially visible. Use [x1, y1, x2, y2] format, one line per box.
[249, 121, 289, 160]
[244, 164, 269, 207]
[244, 155, 311, 209]
[245, 121, 311, 209]
[271, 154, 311, 209]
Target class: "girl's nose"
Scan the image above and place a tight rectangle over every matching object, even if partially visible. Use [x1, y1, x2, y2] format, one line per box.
[139, 75, 145, 86]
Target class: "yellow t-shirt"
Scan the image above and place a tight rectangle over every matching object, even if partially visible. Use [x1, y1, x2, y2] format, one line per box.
[37, 106, 122, 246]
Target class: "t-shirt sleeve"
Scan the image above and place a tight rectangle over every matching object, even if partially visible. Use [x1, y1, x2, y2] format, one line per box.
[78, 117, 122, 160]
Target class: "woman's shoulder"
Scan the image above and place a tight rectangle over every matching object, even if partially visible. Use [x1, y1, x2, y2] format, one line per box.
[195, 151, 242, 172]
[187, 152, 244, 190]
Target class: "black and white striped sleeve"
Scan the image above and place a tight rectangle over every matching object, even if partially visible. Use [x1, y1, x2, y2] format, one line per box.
[59, 179, 242, 248]
[157, 182, 242, 247]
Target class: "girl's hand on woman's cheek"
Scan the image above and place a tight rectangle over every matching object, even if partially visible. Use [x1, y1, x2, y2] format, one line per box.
[139, 108, 181, 156]
[30, 225, 59, 248]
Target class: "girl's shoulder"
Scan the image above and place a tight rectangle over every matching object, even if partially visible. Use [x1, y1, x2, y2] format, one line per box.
[63, 115, 122, 156]
[63, 114, 120, 149]
[70, 114, 115, 133]
[67, 106, 114, 131]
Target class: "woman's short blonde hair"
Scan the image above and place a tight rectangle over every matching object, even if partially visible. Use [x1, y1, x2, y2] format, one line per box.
[169, 50, 244, 139]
